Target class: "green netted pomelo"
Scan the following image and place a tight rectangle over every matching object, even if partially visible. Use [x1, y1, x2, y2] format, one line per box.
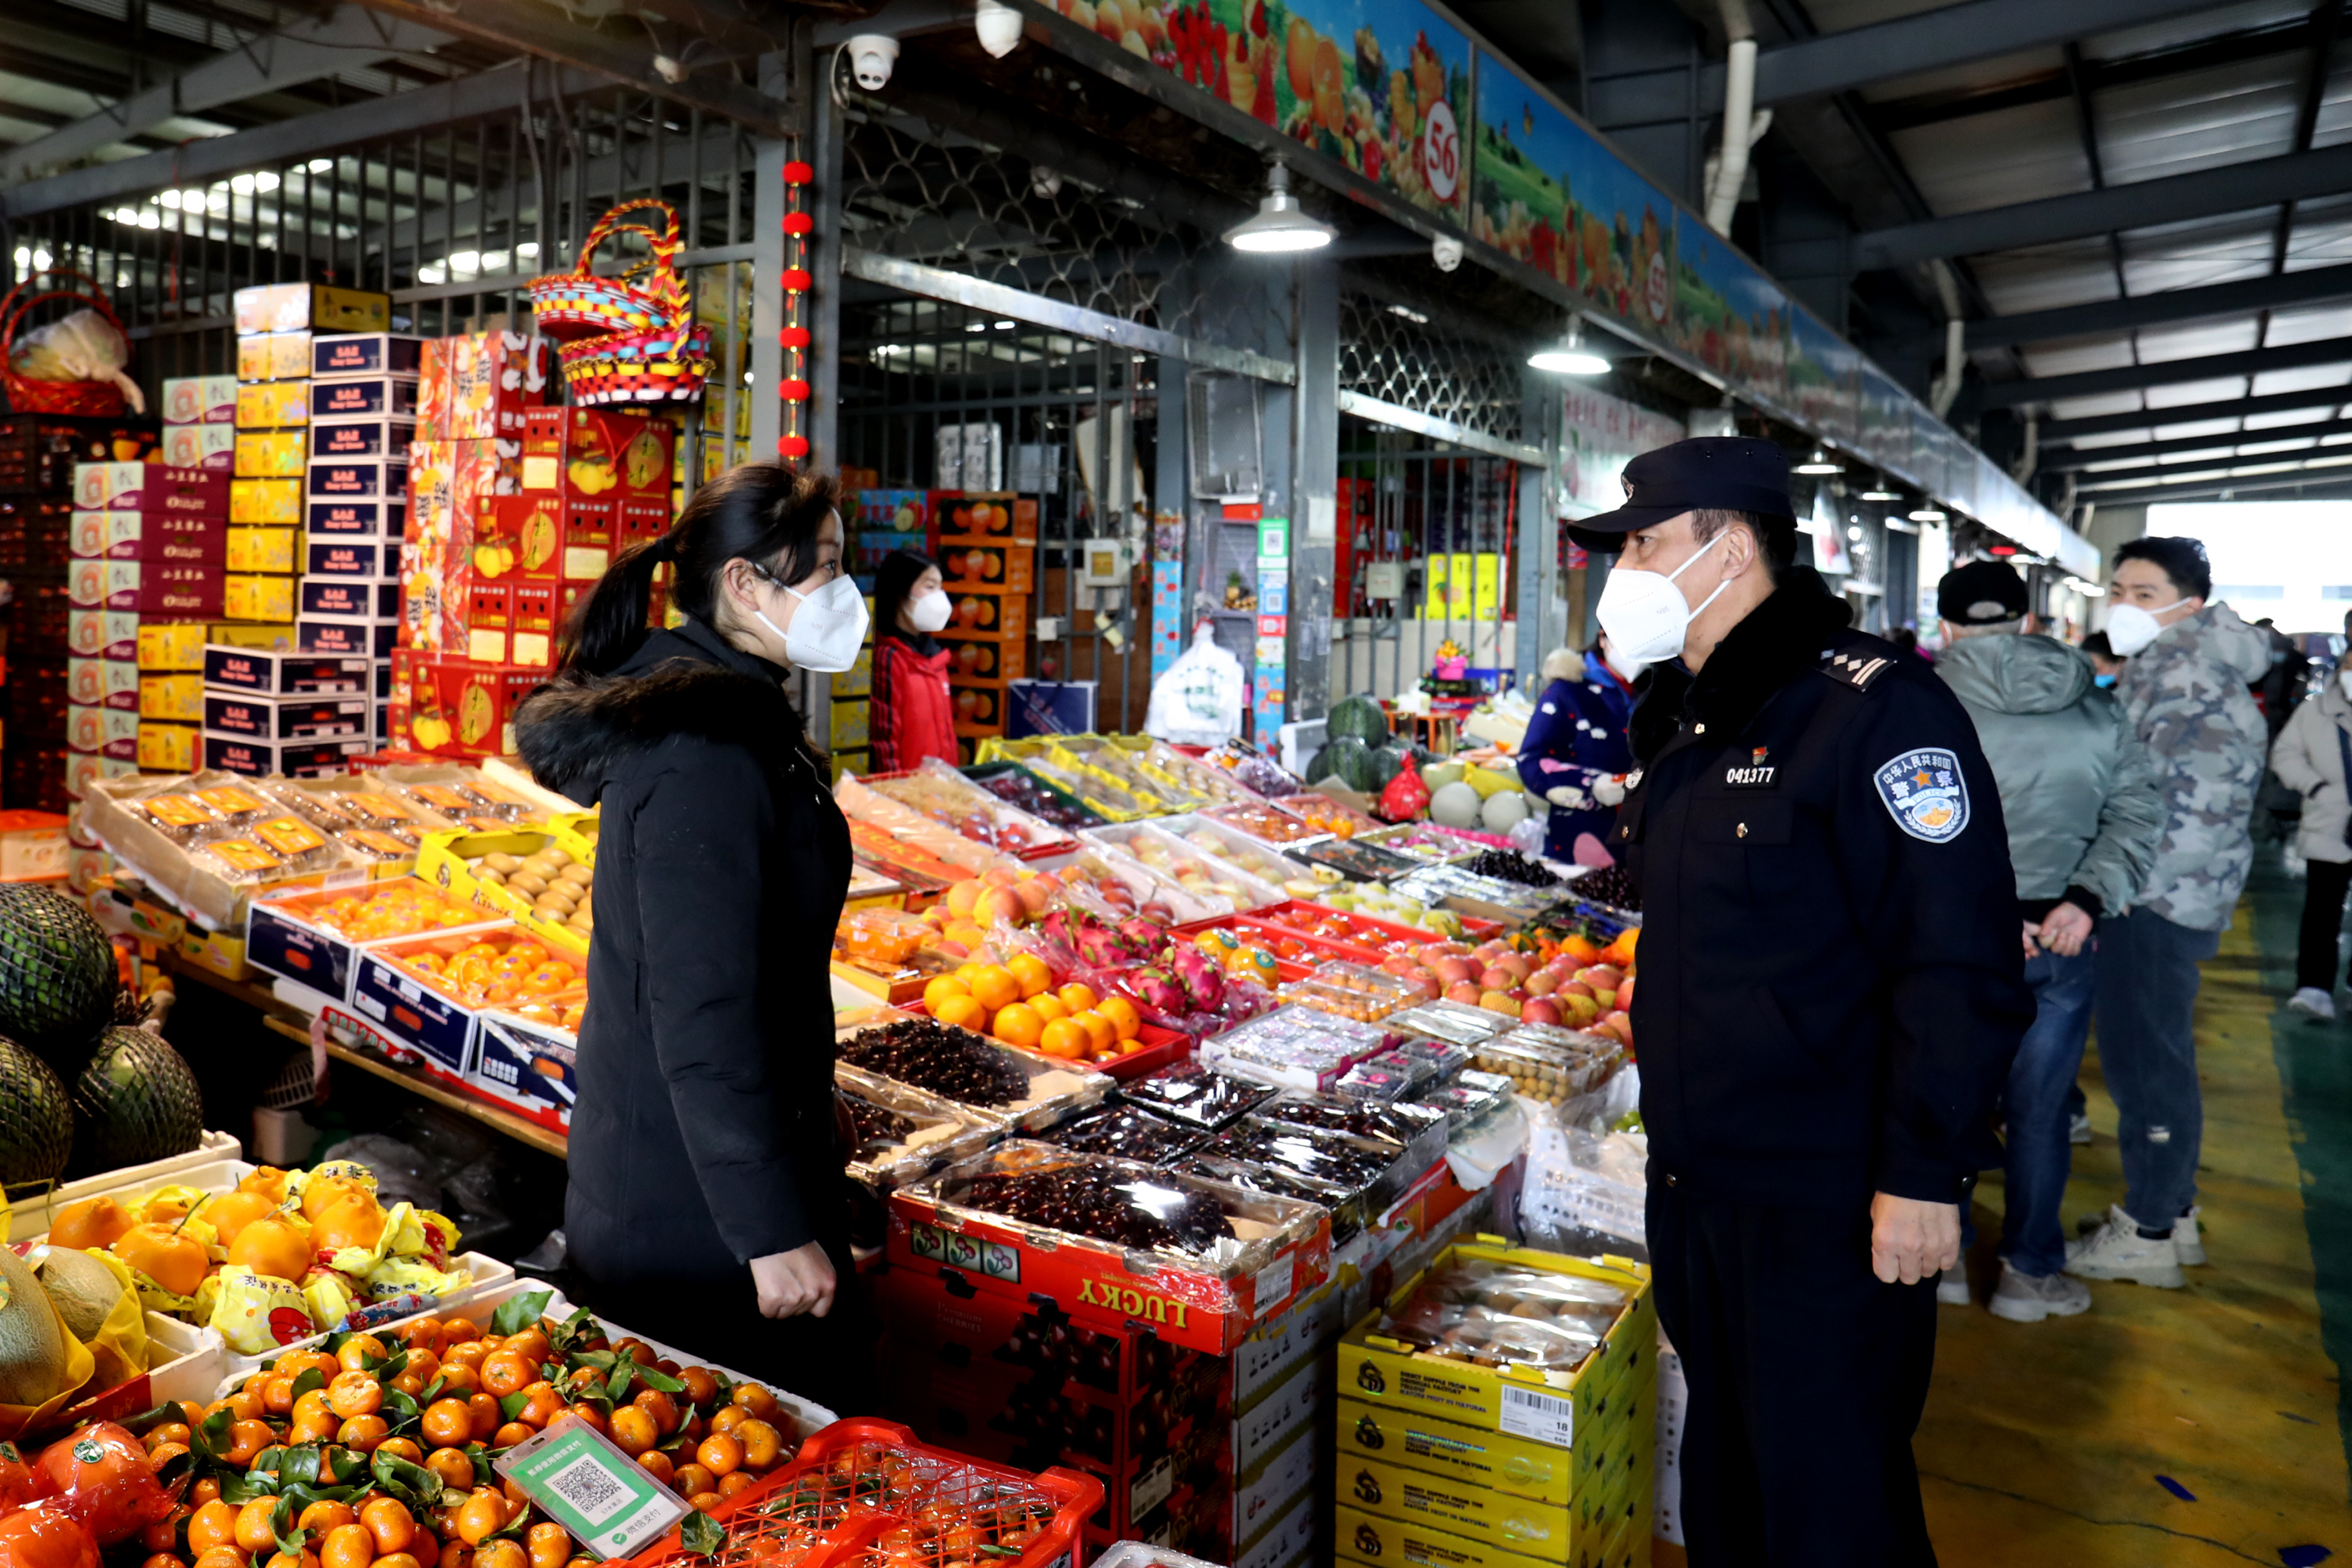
[0, 1035, 72, 1195]
[1325, 694, 1391, 747]
[66, 1028, 204, 1179]
[1430, 781, 1484, 828]
[0, 886, 117, 1077]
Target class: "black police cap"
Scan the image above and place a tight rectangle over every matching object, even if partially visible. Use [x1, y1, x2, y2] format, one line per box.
[1937, 560, 2030, 625]
[1565, 437, 1796, 554]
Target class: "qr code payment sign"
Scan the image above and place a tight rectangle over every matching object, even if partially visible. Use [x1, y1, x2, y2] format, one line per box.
[544, 1454, 632, 1525]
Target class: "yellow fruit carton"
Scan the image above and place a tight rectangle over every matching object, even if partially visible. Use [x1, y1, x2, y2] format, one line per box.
[1338, 1451, 1579, 1558]
[1338, 1396, 1586, 1508]
[1337, 1239, 1653, 1447]
[229, 478, 301, 525]
[413, 826, 592, 959]
[226, 526, 295, 574]
[234, 431, 307, 478]
[235, 382, 309, 429]
[137, 622, 209, 671]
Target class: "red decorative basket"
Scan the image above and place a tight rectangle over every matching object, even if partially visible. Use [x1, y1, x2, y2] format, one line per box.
[1, 271, 129, 416]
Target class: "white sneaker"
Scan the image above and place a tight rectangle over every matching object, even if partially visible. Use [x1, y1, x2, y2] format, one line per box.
[2289, 986, 2337, 1021]
[2068, 1110, 2093, 1146]
[2174, 1206, 2205, 1266]
[1989, 1260, 2092, 1322]
[2064, 1204, 2186, 1288]
[1935, 1264, 1970, 1306]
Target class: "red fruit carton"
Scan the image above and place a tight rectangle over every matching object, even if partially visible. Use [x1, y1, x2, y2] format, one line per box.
[623, 1418, 1099, 1568]
[887, 1142, 1331, 1355]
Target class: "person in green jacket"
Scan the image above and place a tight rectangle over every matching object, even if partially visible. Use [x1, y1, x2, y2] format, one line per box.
[1933, 562, 2164, 1321]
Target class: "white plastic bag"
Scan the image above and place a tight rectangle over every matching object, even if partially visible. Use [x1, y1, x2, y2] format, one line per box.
[1144, 624, 1246, 745]
[9, 308, 144, 413]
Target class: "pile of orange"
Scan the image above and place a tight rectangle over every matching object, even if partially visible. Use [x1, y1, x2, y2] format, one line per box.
[305, 883, 487, 943]
[921, 959, 1148, 1065]
[397, 937, 583, 1026]
[132, 1307, 799, 1568]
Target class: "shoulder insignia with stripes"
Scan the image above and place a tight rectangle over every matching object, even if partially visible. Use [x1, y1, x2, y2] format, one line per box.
[1818, 647, 1896, 691]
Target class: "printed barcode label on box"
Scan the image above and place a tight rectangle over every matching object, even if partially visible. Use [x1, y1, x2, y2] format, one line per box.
[1498, 1384, 1574, 1447]
[1252, 1253, 1294, 1317]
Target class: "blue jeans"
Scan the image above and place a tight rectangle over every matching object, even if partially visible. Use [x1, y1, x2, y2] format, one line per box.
[2093, 906, 2221, 1228]
[1961, 946, 2097, 1277]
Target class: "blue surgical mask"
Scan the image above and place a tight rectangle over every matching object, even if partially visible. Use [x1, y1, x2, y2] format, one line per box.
[2093, 672, 2116, 689]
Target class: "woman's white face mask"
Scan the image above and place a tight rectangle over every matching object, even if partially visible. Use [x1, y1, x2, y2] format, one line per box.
[749, 567, 869, 672]
[907, 589, 952, 633]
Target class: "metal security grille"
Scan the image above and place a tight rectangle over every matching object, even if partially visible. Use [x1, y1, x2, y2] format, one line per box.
[1332, 420, 1520, 702]
[1338, 277, 1526, 449]
[830, 96, 1298, 744]
[6, 81, 767, 483]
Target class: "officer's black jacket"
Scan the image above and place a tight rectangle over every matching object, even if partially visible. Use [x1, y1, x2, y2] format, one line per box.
[1616, 571, 2032, 1208]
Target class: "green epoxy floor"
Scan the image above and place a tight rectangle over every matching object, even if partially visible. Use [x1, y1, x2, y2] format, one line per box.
[1914, 852, 2352, 1564]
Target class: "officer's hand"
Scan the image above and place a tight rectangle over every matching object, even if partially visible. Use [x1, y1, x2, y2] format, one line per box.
[2037, 902, 2094, 957]
[1868, 1192, 1959, 1286]
[1592, 776, 1627, 807]
[1545, 785, 1589, 810]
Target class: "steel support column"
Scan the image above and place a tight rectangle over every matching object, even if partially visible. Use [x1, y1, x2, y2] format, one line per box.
[750, 53, 792, 471]
[1516, 369, 1560, 688]
[1289, 255, 1340, 725]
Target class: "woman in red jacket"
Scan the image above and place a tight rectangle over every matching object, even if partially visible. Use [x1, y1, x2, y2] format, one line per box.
[870, 548, 959, 770]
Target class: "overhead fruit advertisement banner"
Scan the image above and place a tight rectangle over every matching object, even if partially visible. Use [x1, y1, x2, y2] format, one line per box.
[1857, 362, 1916, 482]
[1670, 217, 1789, 414]
[1110, 0, 1473, 222]
[1469, 50, 1676, 341]
[1787, 304, 1861, 448]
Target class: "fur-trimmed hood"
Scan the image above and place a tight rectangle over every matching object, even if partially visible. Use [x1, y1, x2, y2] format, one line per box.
[514, 627, 816, 806]
[1630, 567, 1852, 763]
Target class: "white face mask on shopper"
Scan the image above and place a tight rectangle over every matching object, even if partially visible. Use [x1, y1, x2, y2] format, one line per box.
[2103, 600, 2187, 658]
[1594, 531, 1732, 671]
[907, 589, 952, 633]
[752, 571, 870, 672]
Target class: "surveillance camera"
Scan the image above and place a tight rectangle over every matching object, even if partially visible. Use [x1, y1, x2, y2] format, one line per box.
[1431, 235, 1463, 272]
[975, 0, 1023, 58]
[1031, 165, 1064, 199]
[847, 34, 898, 90]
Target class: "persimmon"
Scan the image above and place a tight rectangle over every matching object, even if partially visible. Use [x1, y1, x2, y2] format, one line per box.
[295, 1504, 356, 1536]
[424, 1451, 475, 1492]
[186, 1504, 237, 1559]
[694, 1435, 741, 1478]
[337, 1336, 389, 1375]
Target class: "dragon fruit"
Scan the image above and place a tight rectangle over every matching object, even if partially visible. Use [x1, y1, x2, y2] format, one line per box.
[1126, 967, 1191, 1018]
[1118, 916, 1167, 954]
[1171, 945, 1228, 1011]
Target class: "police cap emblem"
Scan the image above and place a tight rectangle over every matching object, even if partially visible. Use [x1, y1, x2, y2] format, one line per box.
[1874, 749, 1969, 843]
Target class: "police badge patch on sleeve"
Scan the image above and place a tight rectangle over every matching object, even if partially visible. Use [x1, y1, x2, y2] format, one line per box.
[1874, 749, 1970, 843]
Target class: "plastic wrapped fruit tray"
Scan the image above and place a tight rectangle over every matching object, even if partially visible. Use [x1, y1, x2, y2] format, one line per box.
[836, 1063, 1000, 1193]
[625, 1417, 1099, 1568]
[963, 760, 1110, 830]
[1239, 898, 1505, 953]
[863, 760, 1081, 861]
[888, 1141, 1333, 1353]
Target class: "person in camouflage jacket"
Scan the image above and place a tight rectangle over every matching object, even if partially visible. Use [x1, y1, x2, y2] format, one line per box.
[2069, 537, 2270, 1293]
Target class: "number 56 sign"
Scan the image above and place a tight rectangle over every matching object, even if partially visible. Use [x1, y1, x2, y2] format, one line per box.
[1422, 99, 1460, 204]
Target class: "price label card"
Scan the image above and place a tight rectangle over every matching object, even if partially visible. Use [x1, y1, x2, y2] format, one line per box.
[497, 1416, 689, 1560]
[1496, 1383, 1574, 1448]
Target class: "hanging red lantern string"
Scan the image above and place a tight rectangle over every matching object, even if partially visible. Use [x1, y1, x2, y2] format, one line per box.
[779, 158, 816, 462]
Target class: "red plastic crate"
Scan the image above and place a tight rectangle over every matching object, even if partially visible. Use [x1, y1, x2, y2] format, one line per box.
[1230, 897, 1504, 949]
[624, 1417, 1101, 1568]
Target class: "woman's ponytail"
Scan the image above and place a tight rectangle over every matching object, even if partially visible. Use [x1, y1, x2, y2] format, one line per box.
[558, 535, 669, 675]
[553, 463, 840, 676]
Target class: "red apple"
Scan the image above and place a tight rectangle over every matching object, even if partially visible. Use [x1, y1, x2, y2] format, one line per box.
[1616, 975, 1635, 1010]
[1446, 981, 1483, 1004]
[1525, 970, 1561, 997]
[1479, 966, 1516, 992]
[1521, 997, 1563, 1026]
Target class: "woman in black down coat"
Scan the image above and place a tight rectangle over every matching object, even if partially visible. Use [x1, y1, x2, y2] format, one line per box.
[514, 463, 865, 1413]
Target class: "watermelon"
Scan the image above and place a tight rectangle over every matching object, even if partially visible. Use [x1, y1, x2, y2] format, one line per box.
[1326, 694, 1390, 747]
[1309, 737, 1380, 791]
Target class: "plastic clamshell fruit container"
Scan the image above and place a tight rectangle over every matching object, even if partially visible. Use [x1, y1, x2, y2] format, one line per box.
[1242, 898, 1505, 955]
[622, 1416, 1100, 1568]
[1386, 999, 1514, 1047]
[836, 1062, 1003, 1193]
[865, 760, 1081, 861]
[1042, 1102, 1210, 1164]
[1198, 1003, 1394, 1092]
[1277, 959, 1429, 1022]
[887, 1141, 1333, 1353]
[1119, 1057, 1282, 1131]
[1465, 1034, 1623, 1106]
[985, 747, 1163, 823]
[1360, 821, 1492, 863]
[5, 1130, 242, 1241]
[834, 1009, 1112, 1133]
[1050, 736, 1225, 812]
[836, 774, 1024, 878]
[1201, 799, 1332, 849]
[411, 825, 590, 958]
[246, 876, 512, 1003]
[1391, 864, 1562, 922]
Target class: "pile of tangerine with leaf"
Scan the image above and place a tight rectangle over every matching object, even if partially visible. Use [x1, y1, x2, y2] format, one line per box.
[124, 1291, 797, 1568]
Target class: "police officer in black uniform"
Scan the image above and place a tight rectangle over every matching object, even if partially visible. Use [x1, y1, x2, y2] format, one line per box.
[1569, 438, 2029, 1566]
